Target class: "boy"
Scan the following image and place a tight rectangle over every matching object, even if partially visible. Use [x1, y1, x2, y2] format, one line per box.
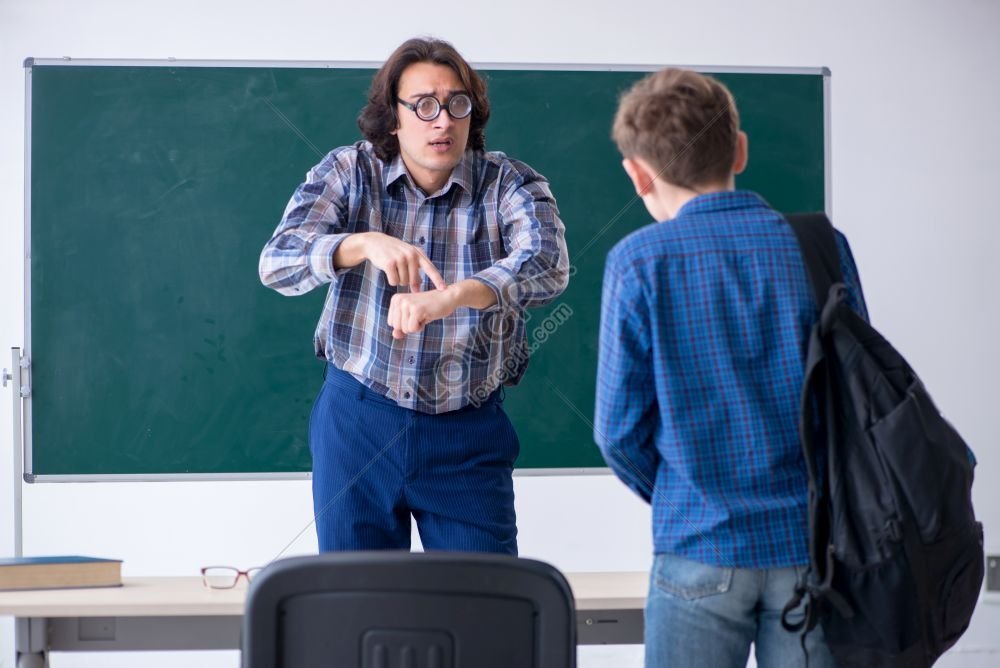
[595, 68, 867, 667]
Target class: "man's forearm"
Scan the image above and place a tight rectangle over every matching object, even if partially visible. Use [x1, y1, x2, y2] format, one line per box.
[449, 279, 499, 311]
[332, 232, 369, 269]
[386, 278, 499, 339]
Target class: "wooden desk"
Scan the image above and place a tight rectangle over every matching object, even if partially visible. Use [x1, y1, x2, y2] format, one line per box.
[0, 572, 648, 667]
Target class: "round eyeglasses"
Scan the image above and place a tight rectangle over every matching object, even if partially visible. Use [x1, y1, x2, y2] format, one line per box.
[397, 93, 473, 121]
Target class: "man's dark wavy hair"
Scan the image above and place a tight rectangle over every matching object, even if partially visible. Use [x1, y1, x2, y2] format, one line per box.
[358, 37, 490, 162]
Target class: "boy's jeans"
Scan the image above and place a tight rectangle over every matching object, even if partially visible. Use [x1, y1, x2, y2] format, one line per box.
[645, 552, 837, 668]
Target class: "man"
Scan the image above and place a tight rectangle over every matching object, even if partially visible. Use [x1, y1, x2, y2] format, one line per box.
[260, 38, 569, 554]
[595, 69, 868, 667]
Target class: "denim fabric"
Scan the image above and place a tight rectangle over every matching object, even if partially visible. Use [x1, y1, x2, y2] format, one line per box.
[644, 552, 836, 668]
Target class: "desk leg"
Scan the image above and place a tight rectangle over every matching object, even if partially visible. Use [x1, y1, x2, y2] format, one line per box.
[15, 618, 49, 668]
[16, 653, 48, 668]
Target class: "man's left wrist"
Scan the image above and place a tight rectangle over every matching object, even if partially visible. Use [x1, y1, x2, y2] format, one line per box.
[442, 282, 465, 312]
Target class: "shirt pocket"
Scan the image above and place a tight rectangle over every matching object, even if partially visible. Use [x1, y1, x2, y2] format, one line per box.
[452, 205, 506, 281]
[456, 203, 503, 245]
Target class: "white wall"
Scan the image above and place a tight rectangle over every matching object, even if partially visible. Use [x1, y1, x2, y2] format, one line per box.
[1, 1, 998, 666]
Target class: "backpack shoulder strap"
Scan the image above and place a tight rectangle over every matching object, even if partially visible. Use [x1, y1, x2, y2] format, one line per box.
[785, 212, 844, 307]
[781, 212, 856, 638]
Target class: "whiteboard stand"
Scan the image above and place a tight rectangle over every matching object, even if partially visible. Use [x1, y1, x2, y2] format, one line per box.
[3, 347, 28, 558]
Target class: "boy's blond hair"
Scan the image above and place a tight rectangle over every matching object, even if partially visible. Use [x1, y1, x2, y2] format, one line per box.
[612, 68, 741, 189]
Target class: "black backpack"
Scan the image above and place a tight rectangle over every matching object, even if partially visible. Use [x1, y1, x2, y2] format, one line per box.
[780, 213, 984, 667]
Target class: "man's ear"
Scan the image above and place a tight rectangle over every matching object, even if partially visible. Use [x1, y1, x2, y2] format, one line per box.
[622, 157, 656, 196]
[732, 131, 748, 175]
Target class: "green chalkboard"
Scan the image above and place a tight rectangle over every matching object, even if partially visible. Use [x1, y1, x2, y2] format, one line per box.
[25, 61, 826, 478]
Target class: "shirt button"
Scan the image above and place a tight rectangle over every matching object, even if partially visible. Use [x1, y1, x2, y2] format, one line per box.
[403, 392, 411, 399]
[418, 236, 426, 244]
[408, 356, 415, 364]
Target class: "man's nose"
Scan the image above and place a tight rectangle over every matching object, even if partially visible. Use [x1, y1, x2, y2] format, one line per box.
[433, 108, 454, 129]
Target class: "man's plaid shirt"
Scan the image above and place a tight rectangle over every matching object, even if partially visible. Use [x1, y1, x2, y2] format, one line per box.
[260, 141, 569, 414]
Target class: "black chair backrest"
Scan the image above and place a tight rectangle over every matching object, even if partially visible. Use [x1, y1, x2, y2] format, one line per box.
[242, 551, 577, 668]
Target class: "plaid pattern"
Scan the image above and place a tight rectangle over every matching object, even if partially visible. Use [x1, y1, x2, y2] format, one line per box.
[595, 191, 868, 568]
[260, 141, 569, 414]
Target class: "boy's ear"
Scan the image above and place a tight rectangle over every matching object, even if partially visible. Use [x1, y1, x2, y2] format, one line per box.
[733, 131, 748, 175]
[622, 157, 656, 196]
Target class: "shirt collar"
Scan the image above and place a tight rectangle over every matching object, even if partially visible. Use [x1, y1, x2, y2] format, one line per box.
[384, 153, 409, 189]
[673, 190, 772, 219]
[385, 150, 476, 200]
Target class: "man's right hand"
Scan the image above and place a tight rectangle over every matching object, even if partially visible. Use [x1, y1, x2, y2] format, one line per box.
[334, 232, 447, 293]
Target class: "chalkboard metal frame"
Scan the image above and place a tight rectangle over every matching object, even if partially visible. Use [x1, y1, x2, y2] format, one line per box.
[21, 59, 830, 481]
